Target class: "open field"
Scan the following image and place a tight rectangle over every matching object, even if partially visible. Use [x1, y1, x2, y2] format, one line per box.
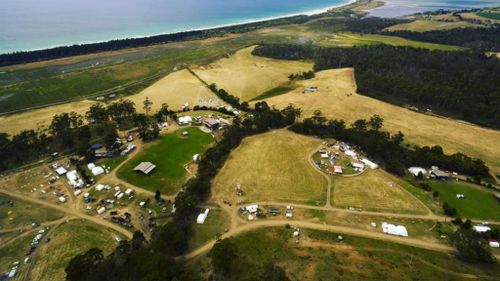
[188, 227, 500, 281]
[0, 194, 65, 229]
[332, 169, 428, 214]
[384, 20, 480, 32]
[29, 220, 123, 281]
[188, 208, 230, 252]
[332, 33, 464, 51]
[429, 181, 500, 221]
[213, 129, 327, 205]
[477, 11, 500, 20]
[0, 234, 33, 274]
[117, 127, 213, 195]
[257, 68, 500, 175]
[194, 47, 313, 101]
[128, 69, 227, 112]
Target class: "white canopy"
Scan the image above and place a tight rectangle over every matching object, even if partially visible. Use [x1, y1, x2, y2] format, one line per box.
[91, 166, 105, 176]
[382, 222, 408, 237]
[55, 167, 67, 176]
[196, 209, 210, 224]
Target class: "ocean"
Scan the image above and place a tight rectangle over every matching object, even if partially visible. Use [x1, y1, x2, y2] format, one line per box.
[0, 0, 498, 54]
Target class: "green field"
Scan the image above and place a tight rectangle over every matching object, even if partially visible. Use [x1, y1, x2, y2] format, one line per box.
[0, 195, 65, 228]
[476, 12, 500, 20]
[188, 227, 500, 280]
[429, 181, 500, 221]
[29, 220, 123, 281]
[117, 127, 213, 194]
[0, 234, 33, 274]
[333, 33, 465, 51]
[188, 208, 230, 251]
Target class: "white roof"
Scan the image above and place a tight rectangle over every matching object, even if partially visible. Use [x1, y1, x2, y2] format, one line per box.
[361, 158, 378, 169]
[345, 150, 357, 157]
[66, 170, 78, 181]
[382, 222, 408, 237]
[408, 167, 427, 176]
[87, 163, 96, 170]
[55, 167, 67, 175]
[196, 209, 210, 224]
[91, 166, 105, 176]
[246, 204, 259, 213]
[178, 116, 193, 124]
[473, 225, 491, 233]
[489, 241, 499, 248]
[352, 163, 364, 169]
[95, 184, 105, 191]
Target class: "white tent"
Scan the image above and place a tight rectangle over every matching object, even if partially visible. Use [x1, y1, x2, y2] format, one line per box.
[361, 158, 378, 169]
[55, 167, 67, 176]
[408, 167, 427, 177]
[87, 163, 96, 170]
[66, 170, 78, 181]
[352, 163, 364, 169]
[473, 225, 491, 233]
[489, 240, 499, 248]
[196, 209, 210, 224]
[178, 116, 193, 125]
[345, 150, 357, 158]
[95, 184, 105, 191]
[382, 222, 408, 237]
[91, 166, 105, 176]
[245, 204, 259, 213]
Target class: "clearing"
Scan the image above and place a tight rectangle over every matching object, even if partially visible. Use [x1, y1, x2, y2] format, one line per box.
[29, 219, 123, 281]
[429, 181, 500, 221]
[257, 68, 500, 175]
[193, 46, 313, 101]
[384, 19, 480, 32]
[117, 127, 213, 195]
[212, 129, 327, 206]
[188, 208, 231, 251]
[332, 169, 428, 214]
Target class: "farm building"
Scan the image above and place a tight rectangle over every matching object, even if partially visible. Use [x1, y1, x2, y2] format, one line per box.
[408, 167, 427, 177]
[178, 116, 193, 125]
[134, 162, 156, 175]
[55, 166, 67, 176]
[196, 208, 210, 224]
[382, 222, 408, 237]
[430, 169, 450, 180]
[204, 118, 220, 130]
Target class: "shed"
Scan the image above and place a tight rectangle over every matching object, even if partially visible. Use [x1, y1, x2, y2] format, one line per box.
[134, 162, 156, 175]
[408, 167, 427, 177]
[334, 166, 343, 174]
[55, 167, 67, 176]
[204, 118, 220, 130]
[430, 170, 450, 180]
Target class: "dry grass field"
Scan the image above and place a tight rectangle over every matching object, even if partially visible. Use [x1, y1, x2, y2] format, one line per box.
[384, 20, 480, 32]
[128, 69, 227, 112]
[332, 169, 428, 214]
[258, 68, 500, 174]
[212, 129, 328, 205]
[193, 46, 313, 101]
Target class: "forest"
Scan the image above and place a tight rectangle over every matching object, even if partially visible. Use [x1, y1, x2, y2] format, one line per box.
[252, 44, 500, 129]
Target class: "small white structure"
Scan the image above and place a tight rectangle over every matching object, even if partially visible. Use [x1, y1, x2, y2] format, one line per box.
[178, 116, 193, 125]
[87, 163, 96, 170]
[245, 204, 259, 213]
[91, 166, 105, 176]
[371, 222, 377, 228]
[320, 153, 329, 159]
[408, 167, 427, 177]
[197, 208, 210, 224]
[286, 213, 293, 218]
[121, 143, 136, 156]
[193, 154, 201, 162]
[97, 207, 106, 214]
[361, 158, 378, 169]
[125, 188, 133, 196]
[344, 150, 357, 158]
[139, 201, 146, 207]
[473, 225, 491, 233]
[381, 222, 408, 237]
[352, 163, 364, 170]
[58, 196, 66, 203]
[456, 194, 465, 199]
[117, 193, 124, 200]
[55, 167, 67, 176]
[66, 170, 78, 181]
[83, 193, 90, 198]
[95, 184, 105, 191]
[74, 190, 82, 196]
[489, 240, 499, 248]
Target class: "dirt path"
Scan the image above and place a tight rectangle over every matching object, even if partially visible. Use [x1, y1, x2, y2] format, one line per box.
[0, 188, 133, 239]
[307, 146, 332, 208]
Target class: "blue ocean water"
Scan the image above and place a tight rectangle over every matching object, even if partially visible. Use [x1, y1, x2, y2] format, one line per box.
[0, 0, 350, 54]
[0, 0, 498, 54]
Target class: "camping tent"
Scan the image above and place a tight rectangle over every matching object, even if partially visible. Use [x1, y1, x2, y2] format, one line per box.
[91, 166, 105, 176]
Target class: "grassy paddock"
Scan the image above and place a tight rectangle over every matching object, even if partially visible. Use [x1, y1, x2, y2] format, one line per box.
[384, 20, 480, 32]
[188, 208, 230, 251]
[332, 169, 428, 214]
[476, 12, 500, 20]
[29, 220, 123, 281]
[429, 181, 500, 221]
[0, 194, 65, 229]
[213, 129, 327, 205]
[117, 127, 213, 194]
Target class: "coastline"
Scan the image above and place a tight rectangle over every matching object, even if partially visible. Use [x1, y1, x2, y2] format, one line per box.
[1, 0, 359, 55]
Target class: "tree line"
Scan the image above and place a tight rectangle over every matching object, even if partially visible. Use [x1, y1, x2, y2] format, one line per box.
[252, 44, 500, 129]
[65, 101, 302, 281]
[289, 111, 490, 179]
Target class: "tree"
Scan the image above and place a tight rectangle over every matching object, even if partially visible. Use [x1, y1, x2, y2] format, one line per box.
[143, 97, 153, 116]
[86, 103, 108, 124]
[351, 119, 367, 131]
[209, 238, 238, 276]
[65, 248, 104, 281]
[451, 228, 496, 264]
[155, 190, 161, 201]
[49, 112, 83, 147]
[260, 263, 291, 281]
[107, 99, 136, 128]
[368, 114, 384, 131]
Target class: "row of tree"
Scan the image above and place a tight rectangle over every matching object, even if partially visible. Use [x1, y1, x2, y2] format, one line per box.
[207, 83, 249, 111]
[252, 44, 500, 129]
[65, 101, 302, 281]
[289, 111, 490, 178]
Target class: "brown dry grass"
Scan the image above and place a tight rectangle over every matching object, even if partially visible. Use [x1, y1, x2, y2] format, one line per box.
[213, 129, 327, 205]
[194, 46, 313, 101]
[332, 169, 428, 214]
[257, 68, 500, 174]
[384, 20, 479, 32]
